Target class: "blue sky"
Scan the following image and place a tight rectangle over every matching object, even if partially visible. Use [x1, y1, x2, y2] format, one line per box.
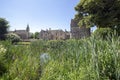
[0, 0, 81, 32]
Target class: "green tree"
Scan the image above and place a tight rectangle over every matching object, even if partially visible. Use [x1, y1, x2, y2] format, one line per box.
[75, 0, 120, 34]
[30, 32, 39, 39]
[0, 18, 9, 40]
[30, 33, 34, 39]
[34, 32, 39, 39]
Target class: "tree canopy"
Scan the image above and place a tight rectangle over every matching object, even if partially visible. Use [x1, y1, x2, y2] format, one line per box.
[75, 0, 120, 30]
[0, 18, 9, 40]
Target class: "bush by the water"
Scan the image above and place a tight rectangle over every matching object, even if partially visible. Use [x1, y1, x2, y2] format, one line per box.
[6, 33, 21, 44]
[93, 28, 113, 40]
[0, 36, 120, 80]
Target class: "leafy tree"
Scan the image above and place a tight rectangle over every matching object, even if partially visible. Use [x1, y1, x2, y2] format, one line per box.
[0, 18, 9, 40]
[34, 32, 39, 39]
[75, 0, 120, 34]
[29, 32, 39, 39]
[30, 33, 34, 39]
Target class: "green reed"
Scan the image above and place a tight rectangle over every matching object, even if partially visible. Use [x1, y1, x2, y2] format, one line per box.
[0, 35, 120, 80]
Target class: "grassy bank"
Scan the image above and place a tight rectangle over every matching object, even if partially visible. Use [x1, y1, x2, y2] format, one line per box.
[0, 36, 120, 80]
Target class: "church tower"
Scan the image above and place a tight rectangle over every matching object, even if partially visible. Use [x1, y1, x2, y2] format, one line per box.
[26, 24, 30, 39]
[26, 24, 30, 32]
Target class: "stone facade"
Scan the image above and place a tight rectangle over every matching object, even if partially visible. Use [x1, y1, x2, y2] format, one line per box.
[70, 19, 91, 39]
[39, 29, 70, 40]
[39, 19, 91, 40]
[9, 25, 30, 40]
[8, 20, 91, 41]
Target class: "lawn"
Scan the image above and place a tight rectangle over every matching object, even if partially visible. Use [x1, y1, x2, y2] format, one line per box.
[17, 41, 31, 45]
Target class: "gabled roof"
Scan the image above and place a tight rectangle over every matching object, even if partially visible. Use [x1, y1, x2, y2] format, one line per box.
[15, 30, 26, 33]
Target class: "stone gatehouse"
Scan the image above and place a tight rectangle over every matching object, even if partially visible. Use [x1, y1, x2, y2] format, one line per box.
[70, 19, 91, 39]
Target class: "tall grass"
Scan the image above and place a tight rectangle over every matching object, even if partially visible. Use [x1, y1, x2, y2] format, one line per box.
[40, 36, 120, 80]
[0, 41, 40, 80]
[0, 36, 120, 80]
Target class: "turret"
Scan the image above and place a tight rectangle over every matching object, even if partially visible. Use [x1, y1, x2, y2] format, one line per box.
[26, 24, 30, 32]
[70, 19, 79, 28]
[26, 24, 30, 39]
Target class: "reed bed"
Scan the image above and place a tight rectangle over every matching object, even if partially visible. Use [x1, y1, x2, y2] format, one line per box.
[0, 36, 120, 80]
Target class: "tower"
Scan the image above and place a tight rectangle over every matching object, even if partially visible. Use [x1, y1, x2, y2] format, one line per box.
[26, 24, 30, 39]
[70, 19, 91, 39]
[26, 24, 30, 32]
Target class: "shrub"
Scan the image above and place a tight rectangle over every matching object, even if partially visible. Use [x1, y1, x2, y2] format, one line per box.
[93, 28, 113, 40]
[6, 33, 21, 44]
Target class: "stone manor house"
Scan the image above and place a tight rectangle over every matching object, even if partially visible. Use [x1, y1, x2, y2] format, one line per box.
[39, 19, 91, 40]
[39, 29, 70, 40]
[9, 19, 91, 40]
